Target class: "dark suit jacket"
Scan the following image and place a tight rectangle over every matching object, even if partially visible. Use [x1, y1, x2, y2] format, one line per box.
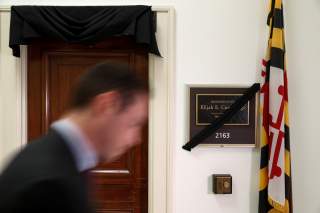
[0, 130, 93, 213]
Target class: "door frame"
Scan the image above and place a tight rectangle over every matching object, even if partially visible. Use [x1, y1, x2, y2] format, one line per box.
[0, 6, 175, 213]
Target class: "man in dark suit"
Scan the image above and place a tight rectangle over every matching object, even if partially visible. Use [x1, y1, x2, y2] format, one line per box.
[0, 63, 149, 213]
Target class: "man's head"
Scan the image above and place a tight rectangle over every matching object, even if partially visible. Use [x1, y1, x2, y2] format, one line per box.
[69, 63, 148, 162]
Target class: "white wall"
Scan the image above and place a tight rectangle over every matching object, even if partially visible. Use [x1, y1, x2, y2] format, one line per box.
[1, 0, 319, 212]
[285, 0, 320, 212]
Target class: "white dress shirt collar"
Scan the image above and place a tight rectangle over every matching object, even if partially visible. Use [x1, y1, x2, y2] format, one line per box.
[51, 118, 98, 172]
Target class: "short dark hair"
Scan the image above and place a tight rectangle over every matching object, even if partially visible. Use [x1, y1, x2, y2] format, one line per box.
[70, 62, 148, 109]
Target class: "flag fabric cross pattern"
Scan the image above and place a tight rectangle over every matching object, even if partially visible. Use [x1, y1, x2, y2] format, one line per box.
[259, 0, 293, 212]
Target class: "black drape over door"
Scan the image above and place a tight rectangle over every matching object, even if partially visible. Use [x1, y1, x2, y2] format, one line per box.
[9, 5, 160, 57]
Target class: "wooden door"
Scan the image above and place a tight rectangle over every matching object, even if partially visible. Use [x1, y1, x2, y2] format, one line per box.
[27, 37, 148, 213]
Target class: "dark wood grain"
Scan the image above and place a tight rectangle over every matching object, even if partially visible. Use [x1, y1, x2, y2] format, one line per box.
[27, 37, 148, 213]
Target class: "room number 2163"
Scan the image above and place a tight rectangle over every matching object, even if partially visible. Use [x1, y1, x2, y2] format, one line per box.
[215, 132, 230, 139]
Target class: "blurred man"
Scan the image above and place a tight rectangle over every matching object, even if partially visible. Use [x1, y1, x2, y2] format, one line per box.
[0, 63, 149, 213]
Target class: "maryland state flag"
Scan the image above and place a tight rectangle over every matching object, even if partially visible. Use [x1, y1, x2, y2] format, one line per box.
[259, 0, 293, 212]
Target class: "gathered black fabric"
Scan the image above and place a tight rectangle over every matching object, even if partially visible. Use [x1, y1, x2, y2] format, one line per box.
[9, 5, 160, 57]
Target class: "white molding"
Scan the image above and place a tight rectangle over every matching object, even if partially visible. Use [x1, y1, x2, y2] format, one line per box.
[0, 5, 174, 12]
[148, 7, 175, 213]
[0, 11, 25, 168]
[165, 7, 175, 213]
[0, 6, 10, 12]
[0, 6, 175, 213]
[152, 6, 174, 12]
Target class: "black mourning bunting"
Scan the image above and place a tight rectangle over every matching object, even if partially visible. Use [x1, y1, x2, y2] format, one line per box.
[9, 5, 161, 57]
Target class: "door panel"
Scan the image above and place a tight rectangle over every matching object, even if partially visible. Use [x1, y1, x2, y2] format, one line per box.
[27, 37, 148, 213]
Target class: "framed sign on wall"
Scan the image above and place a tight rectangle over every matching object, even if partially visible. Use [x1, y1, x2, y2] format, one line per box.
[188, 85, 259, 147]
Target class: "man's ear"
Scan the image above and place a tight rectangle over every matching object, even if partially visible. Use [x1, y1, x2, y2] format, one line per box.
[90, 91, 121, 116]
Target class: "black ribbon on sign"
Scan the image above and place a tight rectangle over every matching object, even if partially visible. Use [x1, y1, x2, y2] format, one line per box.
[182, 83, 260, 151]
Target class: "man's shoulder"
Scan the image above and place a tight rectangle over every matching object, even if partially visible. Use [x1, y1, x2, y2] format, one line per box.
[0, 130, 78, 190]
[0, 169, 87, 213]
